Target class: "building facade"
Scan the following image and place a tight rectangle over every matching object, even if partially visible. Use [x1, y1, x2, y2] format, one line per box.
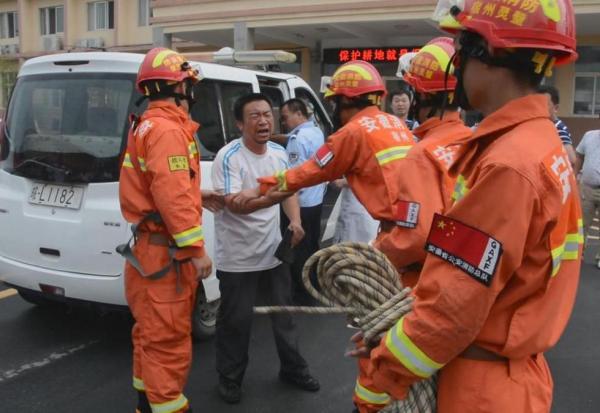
[150, 0, 600, 140]
[1, 0, 600, 139]
[0, 0, 156, 110]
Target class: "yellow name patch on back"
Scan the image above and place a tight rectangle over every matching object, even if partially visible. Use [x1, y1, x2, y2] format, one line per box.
[168, 156, 189, 172]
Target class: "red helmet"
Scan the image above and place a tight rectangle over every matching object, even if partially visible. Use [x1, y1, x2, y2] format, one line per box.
[136, 47, 201, 95]
[404, 37, 457, 93]
[324, 60, 386, 99]
[434, 0, 577, 64]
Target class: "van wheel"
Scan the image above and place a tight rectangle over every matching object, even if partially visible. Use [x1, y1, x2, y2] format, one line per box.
[17, 289, 52, 306]
[192, 287, 219, 342]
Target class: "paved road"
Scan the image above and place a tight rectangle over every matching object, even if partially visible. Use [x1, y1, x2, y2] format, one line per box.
[0, 248, 599, 412]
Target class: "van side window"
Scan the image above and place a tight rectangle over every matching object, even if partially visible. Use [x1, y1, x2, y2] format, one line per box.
[219, 82, 253, 143]
[258, 78, 286, 135]
[191, 80, 252, 159]
[191, 80, 224, 158]
[294, 87, 332, 137]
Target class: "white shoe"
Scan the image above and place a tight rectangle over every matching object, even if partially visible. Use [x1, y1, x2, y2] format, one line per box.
[596, 260, 600, 269]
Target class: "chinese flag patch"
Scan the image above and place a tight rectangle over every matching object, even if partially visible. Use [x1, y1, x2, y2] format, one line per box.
[425, 214, 502, 286]
[314, 144, 334, 168]
[394, 200, 420, 228]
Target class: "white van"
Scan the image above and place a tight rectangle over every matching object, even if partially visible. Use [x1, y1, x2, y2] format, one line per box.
[0, 52, 333, 339]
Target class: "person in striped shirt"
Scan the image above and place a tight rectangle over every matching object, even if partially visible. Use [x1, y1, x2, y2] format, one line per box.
[537, 84, 576, 165]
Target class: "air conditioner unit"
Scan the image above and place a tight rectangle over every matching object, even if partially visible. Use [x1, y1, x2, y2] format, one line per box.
[43, 36, 63, 52]
[0, 45, 10, 55]
[75, 39, 88, 49]
[7, 44, 19, 55]
[86, 37, 104, 48]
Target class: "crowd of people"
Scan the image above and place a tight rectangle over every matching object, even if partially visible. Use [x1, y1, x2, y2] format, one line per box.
[116, 0, 592, 411]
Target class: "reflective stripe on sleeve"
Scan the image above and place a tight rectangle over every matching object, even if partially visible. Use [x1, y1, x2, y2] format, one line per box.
[122, 153, 134, 169]
[137, 157, 147, 172]
[551, 219, 584, 276]
[150, 394, 188, 413]
[375, 146, 411, 166]
[451, 174, 469, 204]
[188, 142, 198, 157]
[354, 380, 391, 405]
[173, 226, 204, 247]
[384, 316, 444, 378]
[133, 376, 145, 391]
[275, 170, 288, 191]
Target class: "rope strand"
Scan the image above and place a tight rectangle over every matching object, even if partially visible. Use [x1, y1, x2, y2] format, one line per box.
[253, 242, 436, 412]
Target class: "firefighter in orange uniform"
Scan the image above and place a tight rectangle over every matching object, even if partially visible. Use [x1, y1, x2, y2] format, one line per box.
[353, 37, 474, 413]
[355, 0, 583, 411]
[119, 48, 212, 413]
[255, 60, 415, 234]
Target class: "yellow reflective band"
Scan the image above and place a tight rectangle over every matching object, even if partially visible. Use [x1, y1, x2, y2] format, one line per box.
[137, 157, 147, 172]
[420, 44, 452, 73]
[173, 226, 204, 248]
[133, 376, 145, 391]
[122, 153, 134, 168]
[188, 142, 198, 157]
[150, 394, 188, 413]
[333, 63, 373, 80]
[385, 316, 443, 378]
[539, 0, 561, 22]
[275, 170, 288, 191]
[376, 146, 411, 166]
[550, 230, 583, 276]
[452, 175, 469, 203]
[354, 380, 391, 405]
[439, 14, 463, 30]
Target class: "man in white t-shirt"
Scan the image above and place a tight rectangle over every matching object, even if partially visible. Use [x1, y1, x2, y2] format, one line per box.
[575, 129, 600, 267]
[211, 93, 319, 404]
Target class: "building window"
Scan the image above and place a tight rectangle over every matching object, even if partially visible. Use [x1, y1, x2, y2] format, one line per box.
[40, 6, 64, 35]
[87, 1, 115, 31]
[138, 0, 150, 26]
[0, 71, 17, 109]
[573, 74, 600, 116]
[0, 12, 18, 39]
[573, 46, 600, 116]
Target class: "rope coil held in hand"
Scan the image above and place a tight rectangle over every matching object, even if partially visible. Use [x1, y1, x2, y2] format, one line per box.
[254, 242, 436, 413]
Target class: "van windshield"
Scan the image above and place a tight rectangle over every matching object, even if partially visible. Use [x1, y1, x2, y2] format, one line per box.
[2, 73, 137, 183]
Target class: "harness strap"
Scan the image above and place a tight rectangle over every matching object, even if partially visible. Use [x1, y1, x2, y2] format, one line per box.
[116, 212, 179, 280]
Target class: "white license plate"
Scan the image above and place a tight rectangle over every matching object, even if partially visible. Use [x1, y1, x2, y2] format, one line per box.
[28, 183, 84, 210]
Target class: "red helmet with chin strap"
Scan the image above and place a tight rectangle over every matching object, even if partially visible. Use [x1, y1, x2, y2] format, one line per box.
[136, 48, 201, 96]
[404, 37, 457, 93]
[324, 60, 387, 99]
[433, 0, 577, 65]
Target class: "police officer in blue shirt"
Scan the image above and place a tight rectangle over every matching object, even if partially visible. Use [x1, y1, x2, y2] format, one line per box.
[279, 98, 326, 303]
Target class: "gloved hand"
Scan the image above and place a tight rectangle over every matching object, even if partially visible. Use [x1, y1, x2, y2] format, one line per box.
[257, 176, 278, 195]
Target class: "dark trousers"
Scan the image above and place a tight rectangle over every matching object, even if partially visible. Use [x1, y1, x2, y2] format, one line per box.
[215, 264, 309, 385]
[281, 204, 323, 296]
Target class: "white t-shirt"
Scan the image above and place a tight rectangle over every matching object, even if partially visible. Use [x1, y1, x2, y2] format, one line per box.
[212, 138, 290, 272]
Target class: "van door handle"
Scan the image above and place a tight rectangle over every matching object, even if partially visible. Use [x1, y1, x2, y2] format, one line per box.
[40, 247, 60, 257]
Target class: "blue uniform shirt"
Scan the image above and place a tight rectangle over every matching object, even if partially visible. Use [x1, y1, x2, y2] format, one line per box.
[286, 121, 326, 207]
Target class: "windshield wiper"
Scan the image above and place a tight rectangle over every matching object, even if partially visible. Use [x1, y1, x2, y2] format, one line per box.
[13, 158, 72, 177]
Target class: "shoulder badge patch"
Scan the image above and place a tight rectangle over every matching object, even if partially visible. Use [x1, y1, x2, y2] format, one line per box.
[314, 144, 334, 168]
[168, 155, 189, 172]
[425, 213, 503, 286]
[394, 200, 420, 228]
[135, 120, 153, 139]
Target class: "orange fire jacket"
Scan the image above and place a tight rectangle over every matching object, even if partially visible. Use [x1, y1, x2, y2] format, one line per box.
[119, 101, 205, 259]
[374, 111, 472, 281]
[368, 94, 583, 400]
[260, 106, 415, 222]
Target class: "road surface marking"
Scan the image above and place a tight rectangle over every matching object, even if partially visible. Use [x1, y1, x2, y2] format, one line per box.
[0, 289, 17, 300]
[0, 340, 99, 383]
